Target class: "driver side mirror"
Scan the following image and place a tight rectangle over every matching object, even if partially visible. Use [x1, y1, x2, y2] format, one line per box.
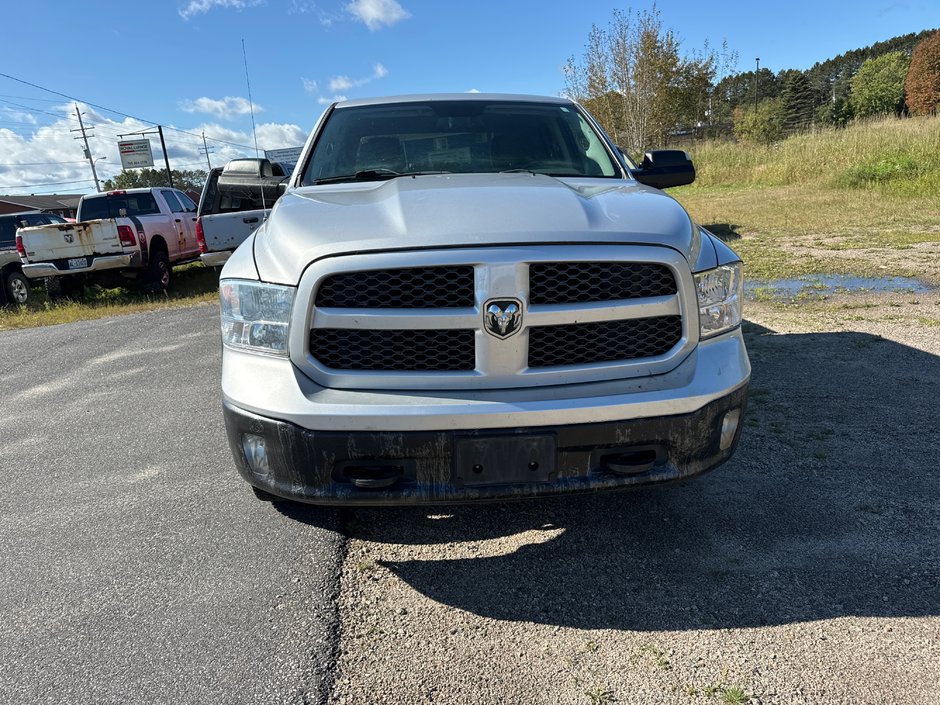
[630, 149, 696, 189]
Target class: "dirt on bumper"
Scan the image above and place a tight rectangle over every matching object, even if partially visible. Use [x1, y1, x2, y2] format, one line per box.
[223, 384, 748, 506]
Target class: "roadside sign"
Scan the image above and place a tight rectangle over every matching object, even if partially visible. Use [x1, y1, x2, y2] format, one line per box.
[118, 139, 155, 169]
[264, 147, 304, 169]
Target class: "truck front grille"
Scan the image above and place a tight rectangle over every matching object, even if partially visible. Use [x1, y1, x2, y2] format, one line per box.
[315, 265, 474, 308]
[528, 316, 682, 367]
[303, 246, 695, 390]
[310, 328, 475, 371]
[529, 262, 676, 304]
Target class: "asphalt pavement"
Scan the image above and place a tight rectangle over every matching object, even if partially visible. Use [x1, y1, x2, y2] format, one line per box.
[0, 305, 343, 705]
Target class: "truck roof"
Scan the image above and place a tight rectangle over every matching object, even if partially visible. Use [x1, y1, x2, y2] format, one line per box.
[333, 93, 574, 109]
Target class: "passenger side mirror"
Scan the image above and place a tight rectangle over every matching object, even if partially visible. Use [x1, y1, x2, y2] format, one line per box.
[631, 149, 696, 189]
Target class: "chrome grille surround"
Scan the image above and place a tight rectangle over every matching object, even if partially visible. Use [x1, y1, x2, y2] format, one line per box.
[292, 245, 698, 391]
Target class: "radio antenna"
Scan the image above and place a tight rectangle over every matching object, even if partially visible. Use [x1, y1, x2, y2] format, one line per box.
[241, 38, 266, 210]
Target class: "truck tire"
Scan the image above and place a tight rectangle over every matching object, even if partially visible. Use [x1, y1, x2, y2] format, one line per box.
[3, 270, 30, 305]
[146, 250, 171, 293]
[45, 276, 84, 302]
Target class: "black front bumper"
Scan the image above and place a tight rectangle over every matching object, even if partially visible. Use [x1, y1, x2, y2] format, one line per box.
[223, 385, 748, 506]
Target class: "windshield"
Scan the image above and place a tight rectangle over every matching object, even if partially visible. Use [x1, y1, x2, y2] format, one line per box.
[300, 100, 621, 185]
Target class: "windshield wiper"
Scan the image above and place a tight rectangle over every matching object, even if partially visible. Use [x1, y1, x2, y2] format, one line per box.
[312, 169, 451, 185]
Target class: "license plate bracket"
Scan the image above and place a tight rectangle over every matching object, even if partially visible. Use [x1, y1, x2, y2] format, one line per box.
[453, 434, 556, 487]
[67, 257, 88, 270]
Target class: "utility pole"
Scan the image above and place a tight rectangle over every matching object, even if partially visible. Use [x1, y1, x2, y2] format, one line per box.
[157, 125, 173, 188]
[199, 131, 215, 170]
[754, 58, 760, 111]
[72, 104, 101, 192]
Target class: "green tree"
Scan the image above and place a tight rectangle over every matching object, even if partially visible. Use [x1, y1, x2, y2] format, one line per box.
[564, 6, 717, 154]
[850, 52, 909, 117]
[732, 99, 784, 144]
[102, 168, 207, 193]
[905, 30, 940, 115]
[815, 97, 854, 127]
[713, 67, 779, 123]
[805, 29, 936, 107]
[779, 71, 815, 132]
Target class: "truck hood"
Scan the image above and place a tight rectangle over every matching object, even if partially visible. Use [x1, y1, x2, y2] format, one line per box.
[253, 173, 700, 284]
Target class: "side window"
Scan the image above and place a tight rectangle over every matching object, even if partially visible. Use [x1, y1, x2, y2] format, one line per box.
[0, 219, 16, 248]
[176, 191, 198, 212]
[161, 190, 185, 213]
[22, 214, 49, 226]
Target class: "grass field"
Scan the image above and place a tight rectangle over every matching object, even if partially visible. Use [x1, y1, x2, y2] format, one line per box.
[2, 115, 938, 330]
[0, 263, 219, 331]
[672, 115, 940, 282]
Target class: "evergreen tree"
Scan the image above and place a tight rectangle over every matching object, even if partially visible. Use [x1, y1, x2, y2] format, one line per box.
[779, 71, 815, 132]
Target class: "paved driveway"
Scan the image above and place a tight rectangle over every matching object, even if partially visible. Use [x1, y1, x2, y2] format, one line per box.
[0, 306, 342, 705]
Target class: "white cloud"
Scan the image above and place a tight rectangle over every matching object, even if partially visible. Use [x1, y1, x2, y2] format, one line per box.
[302, 78, 319, 94]
[345, 0, 409, 30]
[317, 95, 347, 105]
[325, 63, 389, 94]
[289, 0, 341, 26]
[466, 88, 481, 93]
[329, 76, 354, 92]
[0, 103, 306, 195]
[178, 96, 263, 119]
[178, 0, 262, 20]
[1, 107, 39, 125]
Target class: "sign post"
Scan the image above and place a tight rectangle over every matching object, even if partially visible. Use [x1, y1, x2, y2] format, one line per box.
[118, 139, 155, 169]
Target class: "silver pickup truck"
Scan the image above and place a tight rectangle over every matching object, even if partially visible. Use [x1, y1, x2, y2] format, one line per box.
[219, 93, 750, 507]
[196, 159, 289, 267]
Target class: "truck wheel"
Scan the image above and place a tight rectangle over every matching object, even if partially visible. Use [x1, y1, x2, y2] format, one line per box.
[146, 250, 172, 293]
[4, 271, 30, 305]
[45, 276, 84, 302]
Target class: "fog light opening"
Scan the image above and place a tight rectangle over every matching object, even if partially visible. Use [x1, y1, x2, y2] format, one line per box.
[719, 409, 742, 450]
[242, 434, 271, 477]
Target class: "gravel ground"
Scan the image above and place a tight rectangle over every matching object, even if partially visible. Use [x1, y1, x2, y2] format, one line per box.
[329, 291, 940, 705]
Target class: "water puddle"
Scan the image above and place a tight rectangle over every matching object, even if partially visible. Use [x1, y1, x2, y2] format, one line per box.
[745, 274, 930, 302]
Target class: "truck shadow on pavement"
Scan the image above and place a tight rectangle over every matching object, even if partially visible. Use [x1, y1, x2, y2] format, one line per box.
[346, 322, 940, 630]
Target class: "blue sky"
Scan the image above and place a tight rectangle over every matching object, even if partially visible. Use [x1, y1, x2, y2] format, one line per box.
[0, 0, 935, 194]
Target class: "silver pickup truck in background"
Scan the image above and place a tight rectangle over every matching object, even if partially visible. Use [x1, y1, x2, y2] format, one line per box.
[219, 93, 750, 508]
[17, 187, 201, 295]
[196, 159, 289, 267]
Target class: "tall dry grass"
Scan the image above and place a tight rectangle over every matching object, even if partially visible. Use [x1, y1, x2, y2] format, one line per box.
[684, 115, 940, 197]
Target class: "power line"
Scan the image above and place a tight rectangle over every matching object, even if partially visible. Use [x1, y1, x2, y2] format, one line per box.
[0, 178, 95, 189]
[0, 71, 259, 151]
[0, 160, 87, 166]
[0, 97, 77, 122]
[0, 93, 70, 103]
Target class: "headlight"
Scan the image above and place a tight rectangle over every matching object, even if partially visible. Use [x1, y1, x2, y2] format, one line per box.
[694, 263, 743, 339]
[219, 279, 295, 355]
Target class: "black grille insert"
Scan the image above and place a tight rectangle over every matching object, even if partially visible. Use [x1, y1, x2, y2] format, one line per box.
[310, 329, 475, 371]
[528, 316, 682, 367]
[316, 266, 474, 308]
[529, 262, 676, 304]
